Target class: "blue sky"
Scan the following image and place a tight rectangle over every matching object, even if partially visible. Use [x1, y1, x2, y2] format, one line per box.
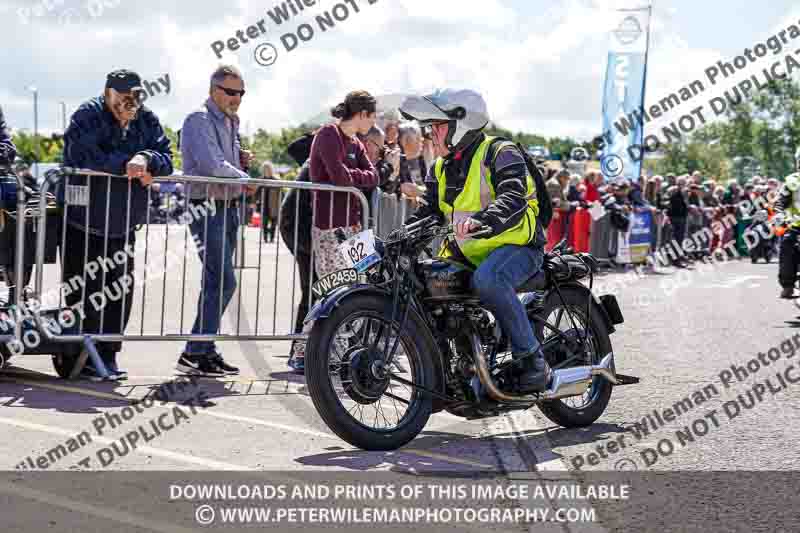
[1, 0, 799, 141]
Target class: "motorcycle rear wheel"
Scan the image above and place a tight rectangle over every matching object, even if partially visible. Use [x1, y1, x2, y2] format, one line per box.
[533, 287, 613, 428]
[305, 293, 435, 451]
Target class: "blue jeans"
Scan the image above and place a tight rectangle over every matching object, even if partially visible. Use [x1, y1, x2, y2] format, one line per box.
[472, 244, 544, 354]
[185, 203, 239, 356]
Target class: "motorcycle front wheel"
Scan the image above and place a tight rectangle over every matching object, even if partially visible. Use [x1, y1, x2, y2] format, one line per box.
[305, 293, 435, 451]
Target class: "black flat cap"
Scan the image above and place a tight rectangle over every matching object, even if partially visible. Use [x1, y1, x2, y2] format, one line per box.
[105, 69, 143, 93]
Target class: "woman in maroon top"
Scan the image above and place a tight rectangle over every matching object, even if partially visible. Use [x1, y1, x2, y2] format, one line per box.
[308, 90, 379, 278]
[287, 92, 378, 373]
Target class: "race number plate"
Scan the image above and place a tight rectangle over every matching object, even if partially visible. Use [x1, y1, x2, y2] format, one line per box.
[311, 268, 359, 298]
[338, 229, 381, 272]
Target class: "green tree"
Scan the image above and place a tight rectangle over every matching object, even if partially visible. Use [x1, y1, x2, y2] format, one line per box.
[163, 126, 182, 171]
[12, 132, 63, 164]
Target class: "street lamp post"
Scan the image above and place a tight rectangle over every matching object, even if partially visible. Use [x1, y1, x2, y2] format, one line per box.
[60, 101, 67, 133]
[26, 86, 39, 180]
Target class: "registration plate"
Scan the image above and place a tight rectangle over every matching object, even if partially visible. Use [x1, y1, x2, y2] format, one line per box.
[338, 229, 381, 272]
[311, 268, 359, 298]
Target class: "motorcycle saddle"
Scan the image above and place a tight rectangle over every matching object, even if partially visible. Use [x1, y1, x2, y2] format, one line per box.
[515, 252, 596, 292]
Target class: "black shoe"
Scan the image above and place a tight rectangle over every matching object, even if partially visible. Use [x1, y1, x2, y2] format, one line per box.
[79, 361, 119, 382]
[780, 287, 795, 299]
[288, 341, 305, 374]
[515, 350, 552, 393]
[208, 352, 239, 375]
[102, 352, 127, 381]
[76, 349, 121, 382]
[175, 353, 225, 378]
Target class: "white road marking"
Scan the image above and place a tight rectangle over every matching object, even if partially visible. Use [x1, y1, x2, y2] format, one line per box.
[500, 410, 610, 532]
[697, 274, 768, 289]
[0, 415, 248, 471]
[197, 409, 336, 440]
[401, 449, 497, 470]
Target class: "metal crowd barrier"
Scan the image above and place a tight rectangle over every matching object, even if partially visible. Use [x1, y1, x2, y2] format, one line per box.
[0, 171, 30, 362]
[371, 190, 410, 238]
[5, 168, 725, 378]
[371, 190, 448, 252]
[0, 168, 369, 378]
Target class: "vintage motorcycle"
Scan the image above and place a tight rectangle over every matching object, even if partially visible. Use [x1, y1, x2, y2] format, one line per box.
[303, 216, 638, 451]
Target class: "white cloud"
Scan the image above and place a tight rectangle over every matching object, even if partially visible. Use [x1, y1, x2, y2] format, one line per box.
[1, 0, 798, 147]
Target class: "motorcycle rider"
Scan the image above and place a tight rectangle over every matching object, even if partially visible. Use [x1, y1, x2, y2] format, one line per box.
[399, 89, 551, 392]
[775, 147, 800, 298]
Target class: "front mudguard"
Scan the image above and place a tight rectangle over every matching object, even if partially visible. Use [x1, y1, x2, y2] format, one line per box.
[303, 284, 392, 329]
[303, 284, 449, 413]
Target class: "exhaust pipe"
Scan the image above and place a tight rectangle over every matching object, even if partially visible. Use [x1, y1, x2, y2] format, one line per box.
[470, 332, 618, 403]
[541, 353, 617, 400]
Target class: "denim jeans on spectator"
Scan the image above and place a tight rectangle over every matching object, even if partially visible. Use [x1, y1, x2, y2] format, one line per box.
[472, 244, 544, 354]
[184, 202, 239, 356]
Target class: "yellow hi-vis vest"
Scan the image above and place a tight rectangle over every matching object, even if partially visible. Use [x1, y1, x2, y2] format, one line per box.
[435, 136, 539, 266]
[785, 173, 800, 227]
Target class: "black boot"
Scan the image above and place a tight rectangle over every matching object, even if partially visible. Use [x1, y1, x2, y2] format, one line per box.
[780, 286, 795, 299]
[515, 350, 552, 393]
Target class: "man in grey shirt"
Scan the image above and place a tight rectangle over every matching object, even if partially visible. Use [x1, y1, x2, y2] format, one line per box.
[176, 65, 254, 377]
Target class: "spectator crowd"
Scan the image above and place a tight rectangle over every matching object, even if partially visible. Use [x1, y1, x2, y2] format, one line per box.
[541, 168, 781, 269]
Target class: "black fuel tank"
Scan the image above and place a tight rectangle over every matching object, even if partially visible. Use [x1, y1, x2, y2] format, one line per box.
[419, 259, 474, 298]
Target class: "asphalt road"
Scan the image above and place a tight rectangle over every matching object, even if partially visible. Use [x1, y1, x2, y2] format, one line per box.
[1, 226, 798, 532]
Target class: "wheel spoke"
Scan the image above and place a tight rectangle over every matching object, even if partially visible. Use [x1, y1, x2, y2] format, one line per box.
[383, 392, 410, 405]
[536, 305, 603, 411]
[553, 307, 564, 331]
[323, 311, 424, 433]
[375, 398, 391, 427]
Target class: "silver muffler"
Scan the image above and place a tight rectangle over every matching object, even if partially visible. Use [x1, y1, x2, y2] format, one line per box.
[470, 332, 618, 402]
[540, 353, 618, 400]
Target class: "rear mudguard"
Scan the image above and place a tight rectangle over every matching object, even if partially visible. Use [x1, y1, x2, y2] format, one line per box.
[303, 284, 449, 412]
[524, 282, 620, 335]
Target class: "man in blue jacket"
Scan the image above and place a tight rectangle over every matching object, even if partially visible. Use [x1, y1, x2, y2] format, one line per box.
[61, 70, 173, 381]
[0, 104, 16, 167]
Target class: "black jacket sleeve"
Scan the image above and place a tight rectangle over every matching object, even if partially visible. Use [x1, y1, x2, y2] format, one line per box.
[137, 111, 174, 176]
[470, 144, 530, 234]
[775, 187, 791, 212]
[0, 105, 17, 165]
[375, 159, 395, 188]
[64, 107, 133, 175]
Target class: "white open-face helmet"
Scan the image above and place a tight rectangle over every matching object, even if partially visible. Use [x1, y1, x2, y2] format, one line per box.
[399, 89, 489, 152]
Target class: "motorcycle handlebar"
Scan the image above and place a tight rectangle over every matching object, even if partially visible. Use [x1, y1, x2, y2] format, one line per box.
[391, 217, 493, 243]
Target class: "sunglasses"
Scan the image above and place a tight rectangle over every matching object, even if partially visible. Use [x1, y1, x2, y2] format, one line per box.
[420, 122, 447, 138]
[110, 88, 145, 107]
[362, 137, 386, 158]
[216, 85, 246, 97]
